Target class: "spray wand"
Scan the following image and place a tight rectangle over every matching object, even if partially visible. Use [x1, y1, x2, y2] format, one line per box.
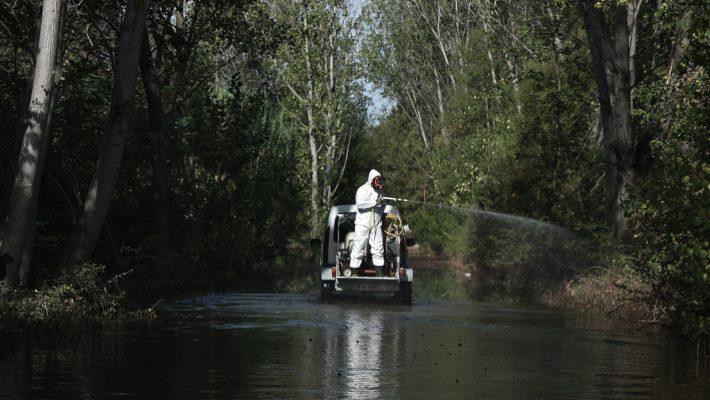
[382, 196, 449, 208]
[382, 196, 481, 213]
[381, 196, 412, 203]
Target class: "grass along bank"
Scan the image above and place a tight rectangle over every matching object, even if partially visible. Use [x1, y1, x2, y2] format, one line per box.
[0, 264, 153, 347]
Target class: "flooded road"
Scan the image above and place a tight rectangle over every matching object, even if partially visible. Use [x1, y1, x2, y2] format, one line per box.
[1, 293, 708, 399]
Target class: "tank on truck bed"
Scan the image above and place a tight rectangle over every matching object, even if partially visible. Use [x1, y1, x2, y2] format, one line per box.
[316, 204, 415, 304]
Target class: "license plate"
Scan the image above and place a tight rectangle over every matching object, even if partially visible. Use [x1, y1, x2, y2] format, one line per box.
[357, 283, 393, 291]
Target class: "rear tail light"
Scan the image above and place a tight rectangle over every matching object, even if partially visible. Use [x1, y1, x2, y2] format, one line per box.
[399, 268, 405, 279]
[331, 266, 336, 278]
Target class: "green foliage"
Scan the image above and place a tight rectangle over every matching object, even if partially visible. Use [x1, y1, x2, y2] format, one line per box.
[360, 0, 708, 337]
[415, 270, 469, 301]
[0, 264, 127, 339]
[1, 0, 342, 301]
[624, 65, 709, 336]
[0, 0, 707, 341]
[362, 0, 610, 303]
[269, 0, 367, 231]
[464, 215, 603, 302]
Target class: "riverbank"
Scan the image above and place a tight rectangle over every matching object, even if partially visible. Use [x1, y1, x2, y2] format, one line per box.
[0, 257, 663, 349]
[0, 264, 154, 348]
[0, 257, 316, 349]
[536, 266, 657, 322]
[466, 263, 657, 323]
[407, 249, 657, 324]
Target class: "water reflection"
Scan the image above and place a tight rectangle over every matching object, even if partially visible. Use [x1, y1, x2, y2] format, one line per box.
[318, 307, 404, 400]
[343, 310, 383, 399]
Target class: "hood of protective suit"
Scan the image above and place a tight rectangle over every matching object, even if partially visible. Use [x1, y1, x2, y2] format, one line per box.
[367, 169, 381, 185]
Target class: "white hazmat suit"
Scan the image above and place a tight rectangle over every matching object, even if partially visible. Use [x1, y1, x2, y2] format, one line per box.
[350, 169, 385, 269]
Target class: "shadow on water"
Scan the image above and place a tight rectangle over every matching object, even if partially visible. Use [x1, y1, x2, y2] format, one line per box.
[1, 293, 708, 399]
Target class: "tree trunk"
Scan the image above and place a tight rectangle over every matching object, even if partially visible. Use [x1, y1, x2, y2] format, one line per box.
[303, 0, 320, 236]
[481, 20, 498, 86]
[19, 83, 60, 287]
[505, 57, 522, 115]
[579, 0, 635, 240]
[62, 0, 150, 267]
[1, 3, 49, 229]
[433, 67, 445, 126]
[19, 2, 70, 286]
[546, 3, 563, 91]
[1, 0, 67, 287]
[406, 89, 429, 150]
[140, 30, 171, 265]
[610, 5, 634, 240]
[321, 30, 336, 210]
[627, 0, 642, 106]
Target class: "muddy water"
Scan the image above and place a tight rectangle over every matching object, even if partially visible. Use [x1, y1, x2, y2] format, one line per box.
[1, 293, 707, 399]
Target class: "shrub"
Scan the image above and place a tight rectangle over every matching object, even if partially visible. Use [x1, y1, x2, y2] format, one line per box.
[0, 263, 127, 340]
[625, 66, 709, 337]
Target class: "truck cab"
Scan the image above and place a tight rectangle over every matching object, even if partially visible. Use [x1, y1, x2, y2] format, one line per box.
[317, 204, 414, 304]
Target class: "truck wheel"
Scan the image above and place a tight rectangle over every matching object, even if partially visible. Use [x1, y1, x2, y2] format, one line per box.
[320, 281, 334, 302]
[398, 282, 412, 305]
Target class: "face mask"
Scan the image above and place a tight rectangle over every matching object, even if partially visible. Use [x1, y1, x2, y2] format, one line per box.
[372, 176, 384, 190]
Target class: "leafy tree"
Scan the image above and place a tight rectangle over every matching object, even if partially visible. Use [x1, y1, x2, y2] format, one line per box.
[269, 0, 366, 234]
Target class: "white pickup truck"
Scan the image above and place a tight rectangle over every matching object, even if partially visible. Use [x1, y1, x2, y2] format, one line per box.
[316, 204, 415, 304]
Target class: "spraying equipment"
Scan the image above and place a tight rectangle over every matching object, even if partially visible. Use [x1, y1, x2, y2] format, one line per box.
[316, 203, 415, 304]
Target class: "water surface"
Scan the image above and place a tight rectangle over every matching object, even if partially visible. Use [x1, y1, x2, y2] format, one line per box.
[1, 293, 707, 399]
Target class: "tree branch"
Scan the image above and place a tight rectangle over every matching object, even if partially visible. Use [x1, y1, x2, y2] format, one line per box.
[285, 81, 306, 103]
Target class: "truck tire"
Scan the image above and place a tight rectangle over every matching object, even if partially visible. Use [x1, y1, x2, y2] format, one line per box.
[397, 282, 412, 305]
[320, 281, 334, 302]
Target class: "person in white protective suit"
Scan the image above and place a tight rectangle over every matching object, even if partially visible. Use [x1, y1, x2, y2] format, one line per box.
[350, 169, 386, 271]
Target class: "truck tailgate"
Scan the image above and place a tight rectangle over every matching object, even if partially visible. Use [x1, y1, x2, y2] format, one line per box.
[336, 277, 400, 292]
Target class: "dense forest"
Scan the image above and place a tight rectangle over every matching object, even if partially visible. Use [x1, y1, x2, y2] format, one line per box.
[0, 0, 707, 338]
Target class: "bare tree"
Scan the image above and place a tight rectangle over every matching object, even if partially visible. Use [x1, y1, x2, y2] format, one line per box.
[62, 0, 150, 267]
[140, 29, 171, 264]
[1, 0, 67, 287]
